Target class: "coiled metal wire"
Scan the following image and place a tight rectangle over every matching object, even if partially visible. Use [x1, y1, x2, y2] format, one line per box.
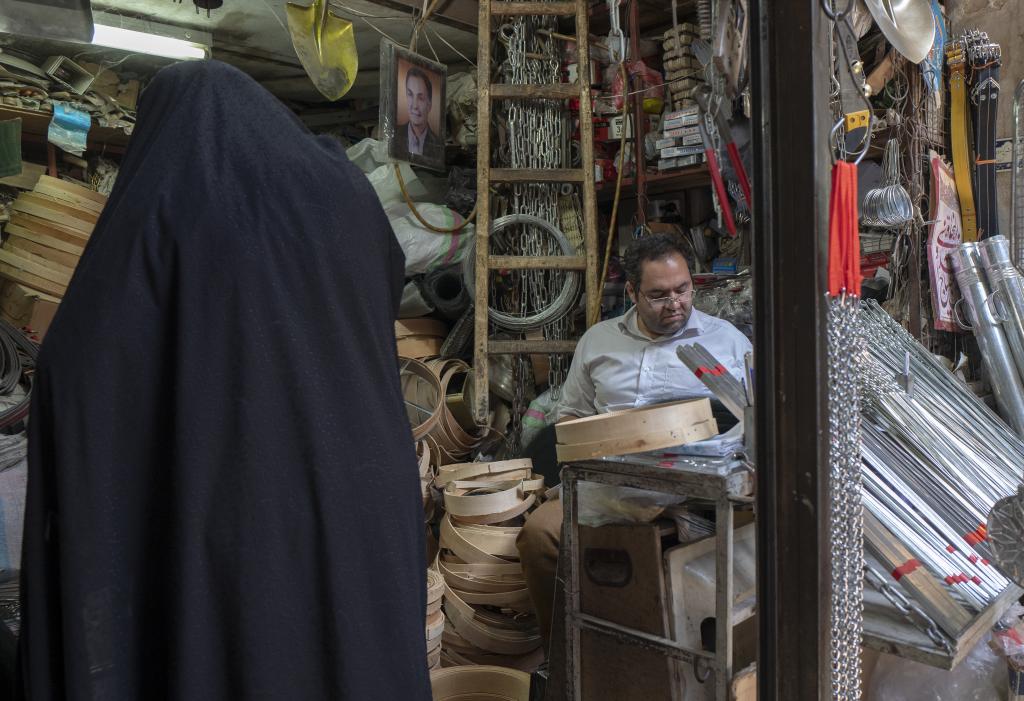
[0, 318, 38, 429]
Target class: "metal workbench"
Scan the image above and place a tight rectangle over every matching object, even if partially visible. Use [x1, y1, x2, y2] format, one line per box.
[560, 454, 754, 701]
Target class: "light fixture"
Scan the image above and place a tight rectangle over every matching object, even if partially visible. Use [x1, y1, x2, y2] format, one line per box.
[90, 12, 212, 61]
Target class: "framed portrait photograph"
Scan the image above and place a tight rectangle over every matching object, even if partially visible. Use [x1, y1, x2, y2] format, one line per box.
[379, 41, 447, 172]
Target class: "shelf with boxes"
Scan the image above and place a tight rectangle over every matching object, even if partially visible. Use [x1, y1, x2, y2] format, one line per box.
[0, 105, 130, 153]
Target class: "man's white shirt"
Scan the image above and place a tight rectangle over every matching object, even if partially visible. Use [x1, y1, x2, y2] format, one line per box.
[408, 123, 425, 155]
[555, 306, 752, 420]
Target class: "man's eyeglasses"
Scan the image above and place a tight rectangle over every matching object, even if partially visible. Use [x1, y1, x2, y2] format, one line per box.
[640, 289, 696, 308]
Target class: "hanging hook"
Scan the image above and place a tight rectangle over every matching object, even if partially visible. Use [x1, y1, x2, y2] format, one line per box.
[830, 116, 872, 165]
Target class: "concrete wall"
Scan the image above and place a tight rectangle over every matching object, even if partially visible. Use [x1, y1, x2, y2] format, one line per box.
[946, 0, 1024, 236]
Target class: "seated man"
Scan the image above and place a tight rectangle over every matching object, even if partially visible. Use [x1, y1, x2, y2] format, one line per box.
[516, 232, 752, 653]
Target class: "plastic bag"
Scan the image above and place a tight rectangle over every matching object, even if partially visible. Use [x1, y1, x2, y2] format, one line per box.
[991, 605, 1024, 670]
[345, 138, 447, 207]
[612, 60, 665, 112]
[577, 482, 687, 527]
[385, 201, 471, 275]
[48, 102, 90, 156]
[447, 72, 478, 147]
[399, 279, 435, 318]
[520, 389, 559, 451]
[867, 636, 1008, 700]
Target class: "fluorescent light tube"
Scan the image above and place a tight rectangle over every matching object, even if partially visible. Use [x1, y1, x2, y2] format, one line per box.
[91, 21, 210, 61]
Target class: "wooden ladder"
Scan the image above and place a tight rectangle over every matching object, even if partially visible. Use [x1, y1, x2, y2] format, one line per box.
[473, 0, 599, 424]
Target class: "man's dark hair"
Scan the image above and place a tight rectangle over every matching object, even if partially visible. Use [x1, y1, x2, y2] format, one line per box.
[405, 67, 433, 103]
[622, 232, 692, 289]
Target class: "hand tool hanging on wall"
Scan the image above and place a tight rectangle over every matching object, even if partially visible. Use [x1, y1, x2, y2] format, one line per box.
[967, 31, 1002, 239]
[712, 0, 748, 98]
[286, 0, 359, 100]
[696, 104, 737, 238]
[694, 87, 751, 210]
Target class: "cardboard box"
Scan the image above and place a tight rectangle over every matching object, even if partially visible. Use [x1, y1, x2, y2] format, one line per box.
[657, 135, 702, 149]
[0, 281, 59, 337]
[661, 145, 704, 159]
[663, 126, 701, 139]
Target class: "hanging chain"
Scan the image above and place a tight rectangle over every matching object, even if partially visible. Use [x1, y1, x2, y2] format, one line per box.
[496, 11, 574, 451]
[863, 564, 954, 654]
[827, 296, 866, 701]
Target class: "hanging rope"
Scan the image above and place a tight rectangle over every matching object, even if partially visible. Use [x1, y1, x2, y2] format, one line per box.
[592, 62, 630, 326]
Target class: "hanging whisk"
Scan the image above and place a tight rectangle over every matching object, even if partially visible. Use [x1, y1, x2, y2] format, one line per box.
[861, 139, 914, 228]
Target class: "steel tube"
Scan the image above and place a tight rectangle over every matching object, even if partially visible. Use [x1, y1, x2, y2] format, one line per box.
[952, 243, 1024, 436]
[979, 236, 1024, 380]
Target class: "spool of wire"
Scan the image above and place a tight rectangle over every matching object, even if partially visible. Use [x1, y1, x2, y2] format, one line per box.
[0, 318, 38, 429]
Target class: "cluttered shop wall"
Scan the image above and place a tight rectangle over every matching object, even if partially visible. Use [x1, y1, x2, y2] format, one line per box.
[947, 0, 1024, 235]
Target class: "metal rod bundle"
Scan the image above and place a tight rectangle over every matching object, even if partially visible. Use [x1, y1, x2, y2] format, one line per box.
[951, 242, 1024, 436]
[857, 300, 1024, 611]
[675, 342, 749, 420]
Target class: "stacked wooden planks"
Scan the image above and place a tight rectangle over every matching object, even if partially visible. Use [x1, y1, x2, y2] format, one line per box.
[1, 175, 105, 298]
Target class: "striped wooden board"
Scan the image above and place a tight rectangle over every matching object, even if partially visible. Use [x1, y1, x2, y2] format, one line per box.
[5, 234, 81, 268]
[33, 176, 106, 215]
[9, 212, 90, 246]
[0, 260, 67, 297]
[0, 248, 73, 286]
[12, 193, 97, 234]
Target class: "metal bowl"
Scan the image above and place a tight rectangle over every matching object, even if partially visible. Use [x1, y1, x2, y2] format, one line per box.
[863, 0, 936, 64]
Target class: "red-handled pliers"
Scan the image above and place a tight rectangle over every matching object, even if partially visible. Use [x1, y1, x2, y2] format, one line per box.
[697, 116, 737, 238]
[695, 88, 752, 213]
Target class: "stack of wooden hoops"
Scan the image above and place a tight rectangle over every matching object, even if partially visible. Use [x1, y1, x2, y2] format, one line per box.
[401, 356, 489, 470]
[434, 459, 546, 670]
[426, 568, 445, 671]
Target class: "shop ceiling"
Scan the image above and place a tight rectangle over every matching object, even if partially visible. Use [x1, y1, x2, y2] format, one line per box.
[13, 0, 479, 104]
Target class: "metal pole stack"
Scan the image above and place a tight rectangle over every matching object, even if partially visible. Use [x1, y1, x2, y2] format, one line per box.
[857, 300, 1024, 615]
[951, 241, 1024, 436]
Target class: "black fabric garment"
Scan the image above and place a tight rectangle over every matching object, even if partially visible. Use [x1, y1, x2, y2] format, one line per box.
[18, 60, 429, 701]
[0, 618, 14, 698]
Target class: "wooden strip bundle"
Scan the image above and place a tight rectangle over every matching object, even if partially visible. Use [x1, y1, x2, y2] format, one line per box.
[426, 568, 446, 671]
[422, 358, 488, 466]
[555, 398, 718, 461]
[429, 665, 531, 700]
[0, 177, 106, 304]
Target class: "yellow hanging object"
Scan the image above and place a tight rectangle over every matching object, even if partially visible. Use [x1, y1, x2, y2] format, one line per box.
[286, 0, 359, 101]
[947, 43, 977, 242]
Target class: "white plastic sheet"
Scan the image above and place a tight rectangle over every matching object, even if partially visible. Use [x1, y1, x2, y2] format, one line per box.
[867, 638, 1008, 700]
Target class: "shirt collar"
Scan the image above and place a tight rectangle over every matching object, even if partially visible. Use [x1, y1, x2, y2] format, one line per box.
[617, 306, 706, 342]
[408, 123, 423, 147]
